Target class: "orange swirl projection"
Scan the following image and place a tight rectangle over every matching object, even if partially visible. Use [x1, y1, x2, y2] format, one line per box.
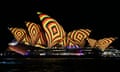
[37, 12, 66, 48]
[67, 37, 80, 48]
[9, 27, 31, 45]
[59, 25, 67, 47]
[68, 29, 91, 47]
[26, 22, 46, 48]
[8, 11, 118, 52]
[96, 37, 117, 51]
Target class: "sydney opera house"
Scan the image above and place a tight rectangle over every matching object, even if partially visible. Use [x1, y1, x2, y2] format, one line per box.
[0, 11, 119, 57]
[1, 11, 120, 72]
[1, 0, 120, 71]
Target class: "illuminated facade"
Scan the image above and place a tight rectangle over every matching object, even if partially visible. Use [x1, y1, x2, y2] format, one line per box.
[8, 12, 117, 56]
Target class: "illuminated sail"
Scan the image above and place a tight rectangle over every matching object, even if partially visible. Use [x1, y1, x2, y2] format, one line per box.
[58, 25, 67, 47]
[25, 22, 46, 48]
[9, 27, 31, 45]
[37, 12, 66, 48]
[95, 37, 117, 51]
[67, 29, 91, 47]
[67, 37, 80, 48]
[86, 38, 97, 48]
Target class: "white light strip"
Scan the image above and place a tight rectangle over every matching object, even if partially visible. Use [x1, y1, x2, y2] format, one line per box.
[8, 41, 18, 46]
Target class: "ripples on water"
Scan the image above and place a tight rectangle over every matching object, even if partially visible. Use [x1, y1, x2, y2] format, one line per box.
[0, 58, 120, 72]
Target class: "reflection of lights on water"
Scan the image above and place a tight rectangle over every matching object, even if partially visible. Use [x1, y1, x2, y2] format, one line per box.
[0, 53, 3, 56]
[0, 61, 21, 64]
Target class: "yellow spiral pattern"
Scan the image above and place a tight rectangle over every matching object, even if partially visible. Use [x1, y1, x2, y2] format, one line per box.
[38, 12, 66, 48]
[96, 37, 116, 51]
[68, 29, 91, 46]
[26, 22, 46, 47]
[9, 27, 30, 45]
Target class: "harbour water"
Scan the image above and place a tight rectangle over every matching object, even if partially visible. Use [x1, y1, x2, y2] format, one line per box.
[0, 57, 120, 72]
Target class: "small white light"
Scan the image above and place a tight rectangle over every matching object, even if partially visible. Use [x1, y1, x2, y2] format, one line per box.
[8, 41, 18, 46]
[40, 53, 46, 56]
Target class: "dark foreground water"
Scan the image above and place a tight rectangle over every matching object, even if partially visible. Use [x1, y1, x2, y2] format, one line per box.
[0, 57, 120, 72]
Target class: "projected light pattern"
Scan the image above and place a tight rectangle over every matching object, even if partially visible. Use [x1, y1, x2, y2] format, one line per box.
[26, 22, 47, 48]
[37, 12, 66, 48]
[66, 37, 80, 48]
[8, 11, 117, 55]
[67, 29, 91, 47]
[9, 28, 31, 45]
[87, 37, 117, 51]
[96, 37, 117, 51]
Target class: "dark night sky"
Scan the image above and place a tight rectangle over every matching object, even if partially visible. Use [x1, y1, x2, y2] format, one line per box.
[0, 0, 120, 51]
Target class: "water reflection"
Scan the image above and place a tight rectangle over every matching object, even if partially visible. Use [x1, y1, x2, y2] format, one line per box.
[0, 58, 120, 72]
